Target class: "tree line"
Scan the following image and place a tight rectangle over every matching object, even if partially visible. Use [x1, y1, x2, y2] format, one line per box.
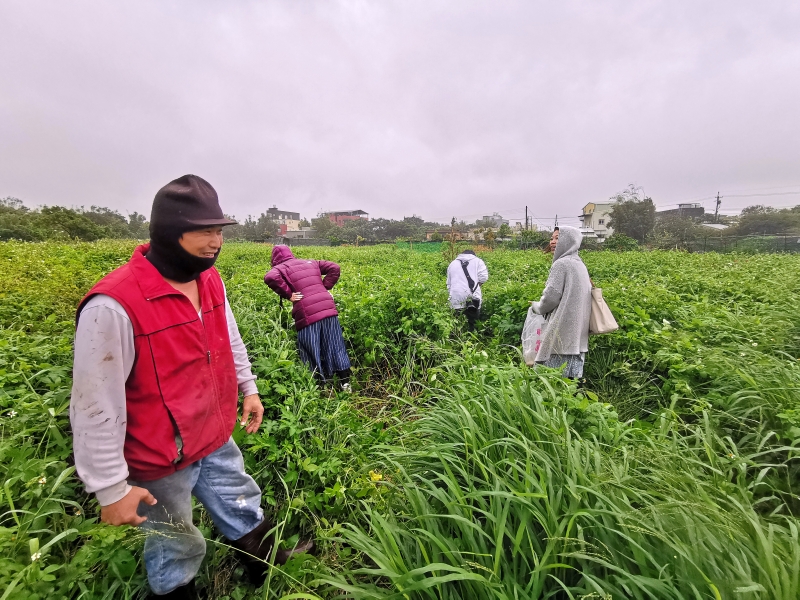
[0, 197, 149, 241]
[606, 185, 800, 250]
[4, 191, 797, 248]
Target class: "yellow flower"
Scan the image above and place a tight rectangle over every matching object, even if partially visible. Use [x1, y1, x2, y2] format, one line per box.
[369, 470, 383, 482]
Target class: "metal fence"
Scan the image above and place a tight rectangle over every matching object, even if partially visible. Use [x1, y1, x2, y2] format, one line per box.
[244, 234, 800, 254]
[687, 234, 800, 254]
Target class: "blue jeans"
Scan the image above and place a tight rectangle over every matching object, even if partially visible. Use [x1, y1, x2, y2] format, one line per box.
[131, 438, 264, 595]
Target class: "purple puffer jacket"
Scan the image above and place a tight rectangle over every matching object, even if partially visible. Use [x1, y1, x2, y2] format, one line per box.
[263, 245, 340, 330]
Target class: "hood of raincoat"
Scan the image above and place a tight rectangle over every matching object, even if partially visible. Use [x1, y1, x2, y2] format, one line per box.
[553, 226, 583, 262]
[271, 245, 295, 266]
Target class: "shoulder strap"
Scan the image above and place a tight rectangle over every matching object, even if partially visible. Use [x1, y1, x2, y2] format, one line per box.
[275, 264, 295, 308]
[459, 259, 478, 293]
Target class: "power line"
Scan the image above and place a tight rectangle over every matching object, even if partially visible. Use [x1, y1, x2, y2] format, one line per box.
[722, 191, 800, 198]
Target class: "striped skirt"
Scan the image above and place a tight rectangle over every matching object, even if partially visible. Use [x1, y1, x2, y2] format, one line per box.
[296, 316, 351, 381]
[536, 353, 585, 379]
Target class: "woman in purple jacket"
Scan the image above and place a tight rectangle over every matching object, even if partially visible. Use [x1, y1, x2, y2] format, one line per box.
[264, 245, 352, 389]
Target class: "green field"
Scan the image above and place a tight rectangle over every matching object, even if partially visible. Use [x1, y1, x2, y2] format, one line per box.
[1, 241, 799, 599]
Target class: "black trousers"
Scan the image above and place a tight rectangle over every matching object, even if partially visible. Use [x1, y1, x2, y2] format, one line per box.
[455, 302, 480, 331]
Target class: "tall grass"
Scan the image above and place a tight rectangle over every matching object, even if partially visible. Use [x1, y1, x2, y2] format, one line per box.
[322, 363, 800, 599]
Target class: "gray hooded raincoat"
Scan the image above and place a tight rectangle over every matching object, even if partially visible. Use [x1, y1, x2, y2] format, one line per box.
[531, 226, 592, 362]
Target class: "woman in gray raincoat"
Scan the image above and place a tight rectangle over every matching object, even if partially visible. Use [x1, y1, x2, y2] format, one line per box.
[530, 226, 592, 378]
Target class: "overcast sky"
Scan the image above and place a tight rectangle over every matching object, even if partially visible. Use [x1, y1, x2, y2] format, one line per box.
[2, 1, 799, 227]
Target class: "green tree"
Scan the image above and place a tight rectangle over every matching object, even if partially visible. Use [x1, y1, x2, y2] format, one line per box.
[37, 206, 106, 241]
[0, 197, 39, 240]
[497, 223, 512, 239]
[733, 205, 800, 235]
[0, 197, 26, 213]
[607, 185, 656, 242]
[603, 233, 639, 251]
[311, 215, 336, 239]
[225, 213, 280, 241]
[518, 229, 550, 250]
[127, 212, 149, 238]
[649, 214, 699, 250]
[336, 218, 375, 244]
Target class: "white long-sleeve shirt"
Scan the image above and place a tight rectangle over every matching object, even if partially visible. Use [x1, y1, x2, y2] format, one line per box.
[70, 288, 258, 506]
[446, 253, 489, 309]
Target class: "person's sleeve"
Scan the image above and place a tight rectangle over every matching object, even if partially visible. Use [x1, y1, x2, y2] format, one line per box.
[477, 259, 489, 284]
[264, 268, 292, 299]
[446, 263, 453, 291]
[70, 298, 134, 506]
[319, 261, 341, 289]
[532, 265, 565, 315]
[225, 298, 258, 397]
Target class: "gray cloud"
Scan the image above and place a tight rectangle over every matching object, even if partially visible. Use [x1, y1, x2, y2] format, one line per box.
[1, 0, 799, 226]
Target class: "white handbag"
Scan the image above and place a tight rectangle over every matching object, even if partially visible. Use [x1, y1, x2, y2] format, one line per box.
[589, 287, 619, 335]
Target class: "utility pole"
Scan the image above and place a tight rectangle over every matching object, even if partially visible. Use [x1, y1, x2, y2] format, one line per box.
[554, 214, 559, 229]
[714, 192, 722, 224]
[525, 206, 528, 231]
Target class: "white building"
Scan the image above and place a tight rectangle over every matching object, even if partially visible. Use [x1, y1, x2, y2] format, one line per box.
[266, 206, 301, 231]
[579, 202, 614, 241]
[481, 212, 509, 227]
[284, 227, 316, 240]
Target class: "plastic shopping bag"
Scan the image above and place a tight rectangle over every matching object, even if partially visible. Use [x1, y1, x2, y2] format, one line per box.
[521, 306, 546, 366]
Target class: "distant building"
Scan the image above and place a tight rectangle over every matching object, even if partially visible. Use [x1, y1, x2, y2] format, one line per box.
[657, 203, 705, 219]
[482, 212, 509, 227]
[579, 202, 614, 240]
[699, 223, 729, 231]
[267, 206, 301, 231]
[284, 227, 317, 240]
[324, 209, 369, 226]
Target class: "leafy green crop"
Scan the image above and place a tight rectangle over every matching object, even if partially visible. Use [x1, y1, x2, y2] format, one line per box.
[1, 240, 799, 599]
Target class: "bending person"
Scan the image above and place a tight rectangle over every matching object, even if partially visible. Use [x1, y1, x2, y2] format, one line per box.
[446, 249, 489, 331]
[264, 245, 352, 389]
[530, 226, 592, 379]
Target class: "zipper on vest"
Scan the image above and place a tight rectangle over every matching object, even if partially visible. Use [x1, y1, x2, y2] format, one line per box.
[207, 350, 211, 364]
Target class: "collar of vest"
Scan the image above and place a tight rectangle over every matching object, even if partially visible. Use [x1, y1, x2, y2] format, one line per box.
[131, 243, 212, 301]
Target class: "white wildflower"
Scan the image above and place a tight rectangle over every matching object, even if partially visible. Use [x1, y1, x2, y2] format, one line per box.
[31, 552, 41, 562]
[38, 477, 47, 485]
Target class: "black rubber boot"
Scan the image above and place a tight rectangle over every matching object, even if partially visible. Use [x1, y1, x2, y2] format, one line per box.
[151, 580, 198, 599]
[334, 368, 352, 392]
[231, 519, 315, 586]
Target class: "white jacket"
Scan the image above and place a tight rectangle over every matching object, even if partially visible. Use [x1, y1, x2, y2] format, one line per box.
[447, 253, 489, 309]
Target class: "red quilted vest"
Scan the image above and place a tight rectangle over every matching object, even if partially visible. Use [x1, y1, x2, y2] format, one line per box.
[77, 244, 239, 481]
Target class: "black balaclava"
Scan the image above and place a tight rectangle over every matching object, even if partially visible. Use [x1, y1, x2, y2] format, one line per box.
[146, 174, 237, 283]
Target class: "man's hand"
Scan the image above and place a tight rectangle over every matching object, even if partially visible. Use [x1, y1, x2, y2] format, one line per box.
[100, 486, 157, 526]
[290, 292, 304, 303]
[240, 394, 264, 434]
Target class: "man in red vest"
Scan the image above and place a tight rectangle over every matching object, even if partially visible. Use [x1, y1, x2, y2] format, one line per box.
[70, 175, 312, 599]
